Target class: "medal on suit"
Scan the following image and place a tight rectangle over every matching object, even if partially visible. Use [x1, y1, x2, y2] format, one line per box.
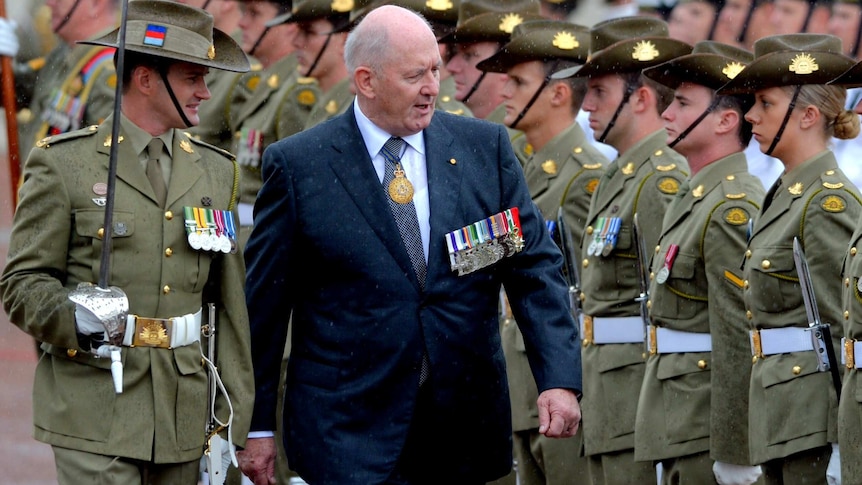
[388, 163, 414, 204]
[656, 244, 679, 284]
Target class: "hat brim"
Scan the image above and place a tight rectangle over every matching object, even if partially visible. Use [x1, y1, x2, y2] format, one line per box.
[644, 53, 747, 91]
[80, 27, 250, 73]
[718, 50, 855, 94]
[570, 37, 692, 78]
[829, 62, 862, 88]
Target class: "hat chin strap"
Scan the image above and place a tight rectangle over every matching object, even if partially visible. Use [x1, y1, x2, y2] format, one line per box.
[303, 33, 333, 78]
[248, 26, 271, 59]
[508, 61, 558, 130]
[765, 85, 801, 157]
[159, 68, 194, 129]
[668, 97, 719, 148]
[54, 0, 81, 36]
[597, 81, 637, 145]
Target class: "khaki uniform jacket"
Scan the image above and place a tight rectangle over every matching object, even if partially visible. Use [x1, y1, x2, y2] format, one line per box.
[437, 76, 473, 117]
[744, 151, 860, 464]
[232, 54, 320, 209]
[303, 77, 353, 130]
[19, 42, 116, 161]
[0, 119, 254, 463]
[503, 123, 607, 432]
[840, 219, 862, 484]
[634, 153, 764, 463]
[579, 130, 689, 456]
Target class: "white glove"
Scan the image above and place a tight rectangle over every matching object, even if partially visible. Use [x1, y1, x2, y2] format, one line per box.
[0, 18, 19, 58]
[828, 443, 841, 485]
[74, 303, 107, 339]
[713, 461, 763, 485]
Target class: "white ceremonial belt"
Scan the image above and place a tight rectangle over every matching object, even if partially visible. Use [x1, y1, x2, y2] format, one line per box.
[841, 338, 862, 369]
[580, 314, 644, 345]
[238, 202, 254, 227]
[646, 326, 712, 355]
[123, 309, 202, 349]
[749, 327, 813, 357]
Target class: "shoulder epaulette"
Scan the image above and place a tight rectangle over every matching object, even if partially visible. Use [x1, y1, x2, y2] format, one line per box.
[820, 169, 845, 190]
[296, 76, 316, 85]
[720, 173, 748, 200]
[185, 134, 236, 160]
[35, 125, 99, 148]
[250, 61, 263, 72]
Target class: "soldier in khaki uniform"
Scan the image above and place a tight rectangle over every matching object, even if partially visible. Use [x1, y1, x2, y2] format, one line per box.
[553, 17, 691, 485]
[637, 41, 766, 484]
[265, 0, 362, 130]
[718, 34, 862, 485]
[477, 19, 604, 485]
[232, 0, 320, 244]
[832, 54, 862, 485]
[13, 0, 119, 163]
[0, 2, 254, 483]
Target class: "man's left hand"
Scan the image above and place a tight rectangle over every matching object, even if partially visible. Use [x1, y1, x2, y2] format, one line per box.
[537, 388, 581, 438]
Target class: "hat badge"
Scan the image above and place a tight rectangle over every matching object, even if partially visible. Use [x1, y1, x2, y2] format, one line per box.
[552, 32, 579, 50]
[426, 0, 454, 11]
[722, 61, 745, 80]
[208, 45, 215, 60]
[632, 40, 659, 62]
[498, 13, 524, 34]
[332, 0, 353, 13]
[789, 53, 818, 75]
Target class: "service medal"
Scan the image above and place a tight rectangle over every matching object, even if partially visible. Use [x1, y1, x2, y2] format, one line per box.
[188, 232, 203, 250]
[656, 244, 679, 285]
[857, 277, 862, 294]
[588, 240, 598, 257]
[388, 164, 414, 204]
[655, 266, 670, 284]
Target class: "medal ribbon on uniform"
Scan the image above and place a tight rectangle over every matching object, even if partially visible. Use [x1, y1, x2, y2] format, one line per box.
[656, 243, 679, 285]
[602, 217, 622, 256]
[445, 208, 525, 275]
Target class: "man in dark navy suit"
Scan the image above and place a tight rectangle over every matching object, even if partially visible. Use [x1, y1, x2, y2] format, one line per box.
[238, 6, 582, 484]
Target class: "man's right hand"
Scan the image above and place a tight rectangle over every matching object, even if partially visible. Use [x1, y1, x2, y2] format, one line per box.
[0, 18, 18, 58]
[237, 437, 277, 485]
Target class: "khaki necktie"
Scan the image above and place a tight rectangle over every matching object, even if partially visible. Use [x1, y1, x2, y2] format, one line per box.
[146, 138, 167, 207]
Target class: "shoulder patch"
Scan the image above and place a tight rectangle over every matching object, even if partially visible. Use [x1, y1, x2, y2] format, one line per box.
[724, 207, 749, 225]
[821, 195, 846, 213]
[584, 177, 599, 194]
[297, 89, 316, 106]
[657, 177, 680, 194]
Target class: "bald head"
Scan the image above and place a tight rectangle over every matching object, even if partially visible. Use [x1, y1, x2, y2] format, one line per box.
[345, 5, 437, 75]
[346, 5, 442, 136]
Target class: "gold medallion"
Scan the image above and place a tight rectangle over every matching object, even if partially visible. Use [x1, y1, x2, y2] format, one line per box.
[388, 164, 414, 204]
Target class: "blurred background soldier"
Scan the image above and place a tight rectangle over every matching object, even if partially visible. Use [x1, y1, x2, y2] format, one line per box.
[828, 0, 862, 58]
[478, 19, 606, 485]
[553, 16, 691, 485]
[638, 40, 765, 485]
[265, 0, 365, 129]
[770, 0, 832, 34]
[231, 0, 319, 245]
[712, 0, 776, 49]
[0, 0, 119, 164]
[0, 2, 254, 483]
[667, 0, 723, 44]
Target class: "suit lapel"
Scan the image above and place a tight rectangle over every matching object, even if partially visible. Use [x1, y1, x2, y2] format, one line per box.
[96, 123, 158, 204]
[327, 111, 421, 290]
[425, 116, 460, 285]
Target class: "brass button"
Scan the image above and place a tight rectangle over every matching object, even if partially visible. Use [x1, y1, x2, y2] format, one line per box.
[745, 249, 752, 258]
[752, 355, 758, 364]
[761, 260, 771, 270]
[647, 300, 652, 309]
[852, 247, 858, 257]
[697, 360, 707, 369]
[649, 272, 655, 281]
[845, 310, 851, 320]
[582, 259, 589, 268]
[655, 149, 663, 156]
[97, 227, 105, 238]
[655, 245, 661, 254]
[743, 280, 749, 290]
[579, 293, 586, 302]
[726, 175, 736, 181]
[586, 226, 593, 235]
[792, 365, 801, 375]
[746, 310, 752, 320]
[826, 170, 836, 175]
[162, 285, 170, 294]
[582, 340, 590, 348]
[66, 348, 77, 358]
[846, 278, 851, 287]
[165, 247, 173, 257]
[574, 147, 583, 154]
[165, 210, 173, 220]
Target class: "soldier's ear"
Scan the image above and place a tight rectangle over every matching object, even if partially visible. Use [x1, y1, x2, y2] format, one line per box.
[548, 80, 570, 108]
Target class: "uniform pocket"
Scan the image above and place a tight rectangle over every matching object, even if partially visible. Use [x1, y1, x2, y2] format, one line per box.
[656, 354, 710, 444]
[757, 353, 828, 445]
[175, 346, 208, 451]
[73, 209, 135, 287]
[747, 247, 799, 314]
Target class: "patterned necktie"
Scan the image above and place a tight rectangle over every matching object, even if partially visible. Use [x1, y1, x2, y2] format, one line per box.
[146, 138, 167, 207]
[381, 137, 426, 288]
[381, 137, 430, 385]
